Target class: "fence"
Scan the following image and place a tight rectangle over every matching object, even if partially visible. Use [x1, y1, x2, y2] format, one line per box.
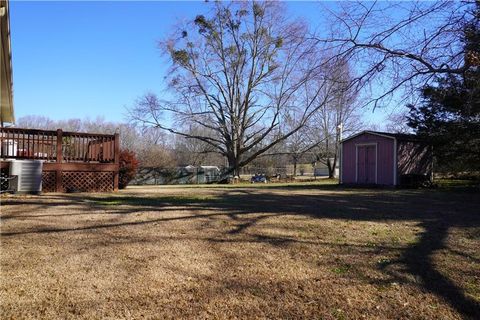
[131, 166, 224, 185]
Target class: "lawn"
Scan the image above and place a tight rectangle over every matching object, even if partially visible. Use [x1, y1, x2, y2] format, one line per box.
[1, 181, 479, 319]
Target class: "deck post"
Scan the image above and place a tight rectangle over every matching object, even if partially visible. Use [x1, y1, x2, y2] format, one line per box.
[113, 133, 120, 191]
[55, 129, 63, 192]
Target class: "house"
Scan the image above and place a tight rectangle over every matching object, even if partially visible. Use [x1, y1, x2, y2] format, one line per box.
[340, 131, 432, 187]
[1, 0, 14, 126]
[0, 0, 119, 193]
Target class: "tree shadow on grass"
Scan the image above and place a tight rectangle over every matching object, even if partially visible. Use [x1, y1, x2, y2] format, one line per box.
[1, 186, 479, 318]
[401, 220, 479, 318]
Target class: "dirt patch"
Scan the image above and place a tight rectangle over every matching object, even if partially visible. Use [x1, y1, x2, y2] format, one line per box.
[1, 184, 479, 319]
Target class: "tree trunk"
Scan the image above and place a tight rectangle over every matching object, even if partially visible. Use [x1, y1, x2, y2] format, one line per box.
[227, 154, 241, 182]
[327, 155, 337, 178]
[293, 159, 298, 177]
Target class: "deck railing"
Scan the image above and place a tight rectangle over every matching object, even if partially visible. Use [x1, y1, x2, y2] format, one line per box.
[0, 127, 119, 163]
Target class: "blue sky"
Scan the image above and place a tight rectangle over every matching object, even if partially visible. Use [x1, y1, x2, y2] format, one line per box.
[10, 1, 387, 125]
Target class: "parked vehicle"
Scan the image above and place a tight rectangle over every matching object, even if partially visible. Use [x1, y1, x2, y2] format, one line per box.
[251, 174, 267, 183]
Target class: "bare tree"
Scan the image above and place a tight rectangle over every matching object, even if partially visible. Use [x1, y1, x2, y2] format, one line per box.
[385, 111, 412, 134]
[308, 58, 364, 178]
[16, 115, 56, 130]
[318, 1, 476, 109]
[280, 113, 320, 176]
[133, 126, 175, 167]
[172, 125, 224, 166]
[130, 1, 333, 176]
[247, 57, 364, 178]
[15, 115, 177, 167]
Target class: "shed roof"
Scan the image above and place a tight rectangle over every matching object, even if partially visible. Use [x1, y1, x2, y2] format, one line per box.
[342, 130, 423, 143]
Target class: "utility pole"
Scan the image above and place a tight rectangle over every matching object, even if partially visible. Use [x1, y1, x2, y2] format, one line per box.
[337, 123, 343, 142]
[337, 123, 343, 182]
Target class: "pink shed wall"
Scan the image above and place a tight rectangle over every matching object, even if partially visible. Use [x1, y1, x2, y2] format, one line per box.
[341, 133, 395, 185]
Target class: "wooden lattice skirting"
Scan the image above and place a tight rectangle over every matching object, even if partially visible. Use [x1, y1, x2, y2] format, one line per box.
[42, 171, 56, 193]
[1, 162, 118, 193]
[62, 171, 114, 192]
[40, 171, 115, 192]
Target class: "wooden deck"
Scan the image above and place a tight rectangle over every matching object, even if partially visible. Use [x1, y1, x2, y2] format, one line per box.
[0, 127, 119, 192]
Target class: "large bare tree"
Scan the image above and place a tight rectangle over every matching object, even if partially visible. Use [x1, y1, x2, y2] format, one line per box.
[130, 1, 333, 176]
[318, 1, 477, 109]
[172, 125, 225, 167]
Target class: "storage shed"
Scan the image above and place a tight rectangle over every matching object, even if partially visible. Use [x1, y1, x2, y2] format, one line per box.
[340, 131, 432, 186]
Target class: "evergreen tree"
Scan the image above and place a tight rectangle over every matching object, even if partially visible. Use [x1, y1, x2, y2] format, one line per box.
[407, 3, 480, 173]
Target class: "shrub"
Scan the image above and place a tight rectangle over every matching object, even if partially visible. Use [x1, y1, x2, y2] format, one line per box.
[119, 149, 139, 189]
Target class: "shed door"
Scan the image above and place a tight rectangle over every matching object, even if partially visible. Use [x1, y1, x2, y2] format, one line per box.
[357, 145, 376, 184]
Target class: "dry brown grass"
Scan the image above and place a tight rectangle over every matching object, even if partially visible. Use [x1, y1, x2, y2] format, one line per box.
[1, 183, 479, 319]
